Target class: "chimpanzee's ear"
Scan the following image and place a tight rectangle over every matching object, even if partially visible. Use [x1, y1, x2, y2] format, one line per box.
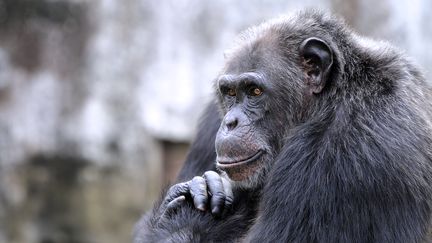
[299, 37, 333, 94]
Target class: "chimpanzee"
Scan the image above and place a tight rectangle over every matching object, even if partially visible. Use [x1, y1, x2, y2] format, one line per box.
[134, 10, 432, 243]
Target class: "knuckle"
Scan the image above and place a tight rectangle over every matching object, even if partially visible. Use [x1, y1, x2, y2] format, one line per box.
[168, 182, 187, 193]
[204, 171, 218, 178]
[196, 191, 207, 197]
[192, 176, 204, 183]
[167, 184, 179, 194]
[214, 191, 226, 199]
[179, 182, 189, 190]
[191, 187, 207, 197]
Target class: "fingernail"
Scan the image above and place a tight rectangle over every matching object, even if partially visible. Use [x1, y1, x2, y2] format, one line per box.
[212, 206, 220, 215]
[197, 204, 206, 211]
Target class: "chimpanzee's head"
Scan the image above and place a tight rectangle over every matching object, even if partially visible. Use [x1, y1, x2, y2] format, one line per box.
[214, 20, 335, 188]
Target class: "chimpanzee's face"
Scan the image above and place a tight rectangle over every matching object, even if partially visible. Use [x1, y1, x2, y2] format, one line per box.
[215, 31, 334, 189]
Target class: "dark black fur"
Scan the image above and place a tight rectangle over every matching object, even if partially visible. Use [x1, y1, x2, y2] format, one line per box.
[134, 10, 432, 243]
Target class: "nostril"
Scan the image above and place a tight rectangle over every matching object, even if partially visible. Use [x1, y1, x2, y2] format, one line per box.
[225, 117, 238, 131]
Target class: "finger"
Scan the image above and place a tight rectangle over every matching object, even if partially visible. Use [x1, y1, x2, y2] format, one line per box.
[190, 176, 208, 211]
[203, 171, 225, 216]
[165, 182, 190, 203]
[221, 177, 234, 209]
[167, 195, 186, 209]
[164, 195, 186, 215]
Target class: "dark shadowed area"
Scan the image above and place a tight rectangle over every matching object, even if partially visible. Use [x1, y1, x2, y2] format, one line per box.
[0, 0, 431, 242]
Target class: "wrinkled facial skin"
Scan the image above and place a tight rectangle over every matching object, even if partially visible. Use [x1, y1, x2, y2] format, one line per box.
[215, 71, 281, 189]
[214, 32, 312, 189]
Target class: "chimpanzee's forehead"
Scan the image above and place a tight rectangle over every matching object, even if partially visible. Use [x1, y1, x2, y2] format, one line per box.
[223, 31, 289, 75]
[223, 50, 263, 74]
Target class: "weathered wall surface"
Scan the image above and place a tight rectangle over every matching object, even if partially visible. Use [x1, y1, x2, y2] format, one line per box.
[0, 0, 431, 242]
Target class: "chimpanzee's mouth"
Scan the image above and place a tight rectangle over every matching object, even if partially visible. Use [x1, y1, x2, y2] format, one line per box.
[217, 150, 264, 166]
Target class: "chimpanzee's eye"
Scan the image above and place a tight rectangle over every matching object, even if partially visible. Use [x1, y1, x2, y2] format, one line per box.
[227, 88, 236, 96]
[248, 86, 263, 96]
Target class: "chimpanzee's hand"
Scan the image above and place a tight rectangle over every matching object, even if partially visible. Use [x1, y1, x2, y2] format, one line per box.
[159, 171, 233, 218]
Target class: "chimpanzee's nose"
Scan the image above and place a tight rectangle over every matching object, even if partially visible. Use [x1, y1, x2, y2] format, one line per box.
[224, 113, 238, 131]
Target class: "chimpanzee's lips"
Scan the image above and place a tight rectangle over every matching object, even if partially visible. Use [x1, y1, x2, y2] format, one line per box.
[216, 150, 265, 181]
[217, 150, 264, 166]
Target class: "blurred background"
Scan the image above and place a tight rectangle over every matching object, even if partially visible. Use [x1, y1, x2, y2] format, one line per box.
[0, 0, 431, 242]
